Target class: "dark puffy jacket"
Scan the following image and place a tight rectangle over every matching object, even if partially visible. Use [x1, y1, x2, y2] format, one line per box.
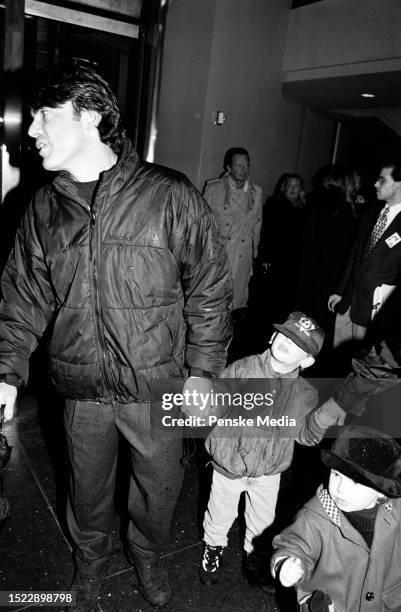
[0, 140, 232, 402]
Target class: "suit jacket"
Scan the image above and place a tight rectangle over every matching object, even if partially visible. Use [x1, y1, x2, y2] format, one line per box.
[337, 203, 401, 326]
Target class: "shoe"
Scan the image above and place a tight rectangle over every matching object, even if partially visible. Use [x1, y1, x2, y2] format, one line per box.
[131, 551, 171, 609]
[244, 551, 276, 595]
[68, 572, 104, 612]
[199, 543, 224, 585]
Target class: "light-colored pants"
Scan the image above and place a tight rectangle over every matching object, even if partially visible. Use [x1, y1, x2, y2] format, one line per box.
[203, 469, 281, 553]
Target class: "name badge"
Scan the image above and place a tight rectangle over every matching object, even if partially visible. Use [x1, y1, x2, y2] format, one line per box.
[385, 232, 401, 248]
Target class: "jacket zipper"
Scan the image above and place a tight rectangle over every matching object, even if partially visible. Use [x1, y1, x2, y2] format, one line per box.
[89, 198, 115, 397]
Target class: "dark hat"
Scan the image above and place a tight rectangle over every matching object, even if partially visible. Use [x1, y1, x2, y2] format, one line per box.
[273, 311, 324, 357]
[321, 425, 401, 498]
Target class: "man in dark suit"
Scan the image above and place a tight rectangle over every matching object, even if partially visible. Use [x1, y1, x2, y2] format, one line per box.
[329, 163, 401, 341]
[331, 285, 401, 422]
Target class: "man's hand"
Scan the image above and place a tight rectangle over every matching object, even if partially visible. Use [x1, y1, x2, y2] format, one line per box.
[279, 557, 304, 587]
[328, 294, 342, 312]
[181, 376, 213, 418]
[0, 382, 18, 421]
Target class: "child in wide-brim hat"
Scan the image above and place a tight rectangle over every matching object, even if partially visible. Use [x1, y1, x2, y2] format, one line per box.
[271, 425, 401, 612]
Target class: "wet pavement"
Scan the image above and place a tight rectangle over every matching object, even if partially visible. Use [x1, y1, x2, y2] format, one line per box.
[0, 393, 291, 612]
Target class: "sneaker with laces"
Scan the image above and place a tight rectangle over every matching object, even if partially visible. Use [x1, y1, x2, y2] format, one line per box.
[68, 572, 104, 612]
[199, 544, 224, 585]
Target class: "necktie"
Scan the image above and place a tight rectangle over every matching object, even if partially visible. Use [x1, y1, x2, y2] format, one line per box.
[366, 205, 389, 257]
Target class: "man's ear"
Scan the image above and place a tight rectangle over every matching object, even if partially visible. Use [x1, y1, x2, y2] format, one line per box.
[300, 355, 315, 369]
[269, 332, 277, 345]
[81, 109, 101, 129]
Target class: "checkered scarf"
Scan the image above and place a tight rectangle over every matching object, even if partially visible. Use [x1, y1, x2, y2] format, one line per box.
[317, 485, 392, 526]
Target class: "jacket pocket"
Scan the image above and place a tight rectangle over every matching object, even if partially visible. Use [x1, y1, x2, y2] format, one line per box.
[383, 580, 401, 609]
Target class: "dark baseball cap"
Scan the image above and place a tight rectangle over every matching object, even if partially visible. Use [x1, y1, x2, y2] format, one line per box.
[273, 311, 325, 356]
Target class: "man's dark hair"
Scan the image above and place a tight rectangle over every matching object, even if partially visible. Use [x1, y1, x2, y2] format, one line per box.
[383, 163, 401, 182]
[223, 147, 250, 172]
[29, 63, 126, 153]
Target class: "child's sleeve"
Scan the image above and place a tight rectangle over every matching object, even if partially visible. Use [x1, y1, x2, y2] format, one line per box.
[296, 382, 346, 446]
[271, 507, 322, 583]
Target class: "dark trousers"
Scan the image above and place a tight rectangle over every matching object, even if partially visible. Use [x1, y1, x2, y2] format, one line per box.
[64, 400, 184, 575]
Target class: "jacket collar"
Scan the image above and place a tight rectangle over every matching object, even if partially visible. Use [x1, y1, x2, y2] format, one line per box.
[318, 485, 341, 526]
[52, 138, 140, 197]
[318, 485, 394, 551]
[318, 485, 392, 527]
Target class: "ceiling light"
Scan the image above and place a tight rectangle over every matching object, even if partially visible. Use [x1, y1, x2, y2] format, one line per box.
[361, 92, 376, 98]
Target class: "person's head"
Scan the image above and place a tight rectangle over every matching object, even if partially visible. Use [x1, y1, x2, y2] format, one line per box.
[328, 470, 384, 512]
[224, 147, 250, 188]
[310, 164, 334, 191]
[320, 165, 360, 213]
[343, 168, 362, 204]
[275, 173, 304, 206]
[322, 165, 346, 193]
[374, 164, 401, 206]
[27, 63, 125, 177]
[269, 311, 324, 373]
[322, 425, 401, 511]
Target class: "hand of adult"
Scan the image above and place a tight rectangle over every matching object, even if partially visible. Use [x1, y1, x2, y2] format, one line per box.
[181, 376, 213, 419]
[279, 557, 304, 587]
[0, 382, 18, 421]
[327, 294, 342, 313]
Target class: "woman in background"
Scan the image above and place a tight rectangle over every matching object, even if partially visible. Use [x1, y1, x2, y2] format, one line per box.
[257, 173, 306, 322]
[297, 166, 361, 365]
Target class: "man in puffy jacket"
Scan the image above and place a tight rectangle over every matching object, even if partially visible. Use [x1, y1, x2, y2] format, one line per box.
[0, 64, 232, 610]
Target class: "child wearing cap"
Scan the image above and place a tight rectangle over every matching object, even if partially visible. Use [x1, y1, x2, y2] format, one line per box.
[199, 312, 345, 590]
[271, 425, 401, 612]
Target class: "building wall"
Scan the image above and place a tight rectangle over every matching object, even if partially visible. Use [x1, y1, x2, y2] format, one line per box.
[282, 0, 401, 186]
[285, 0, 401, 75]
[275, 96, 305, 182]
[297, 107, 335, 188]
[156, 0, 306, 198]
[197, 0, 292, 196]
[154, 0, 216, 186]
[155, 0, 337, 197]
